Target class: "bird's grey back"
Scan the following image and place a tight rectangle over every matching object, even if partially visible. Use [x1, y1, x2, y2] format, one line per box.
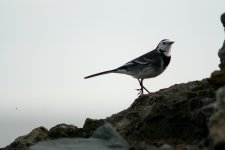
[115, 49, 168, 79]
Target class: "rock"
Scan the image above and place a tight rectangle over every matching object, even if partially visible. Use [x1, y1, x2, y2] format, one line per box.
[82, 118, 105, 137]
[29, 123, 131, 150]
[218, 13, 225, 70]
[209, 86, 225, 150]
[1, 80, 217, 150]
[159, 144, 174, 150]
[49, 124, 84, 138]
[107, 79, 216, 147]
[208, 70, 225, 87]
[91, 123, 130, 149]
[208, 14, 225, 149]
[134, 142, 159, 150]
[218, 41, 225, 70]
[3, 127, 48, 150]
[221, 12, 225, 28]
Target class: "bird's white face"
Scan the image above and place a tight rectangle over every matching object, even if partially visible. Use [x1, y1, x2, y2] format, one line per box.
[157, 39, 174, 57]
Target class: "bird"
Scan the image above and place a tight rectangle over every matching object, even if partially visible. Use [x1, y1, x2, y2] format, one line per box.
[84, 39, 174, 95]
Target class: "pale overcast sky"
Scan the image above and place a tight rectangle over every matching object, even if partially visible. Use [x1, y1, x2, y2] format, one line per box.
[0, 0, 225, 147]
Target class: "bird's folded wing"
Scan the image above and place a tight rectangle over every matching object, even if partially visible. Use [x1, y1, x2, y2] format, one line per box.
[117, 50, 159, 70]
[117, 57, 154, 70]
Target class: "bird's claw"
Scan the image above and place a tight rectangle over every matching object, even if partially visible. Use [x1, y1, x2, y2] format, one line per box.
[136, 88, 144, 96]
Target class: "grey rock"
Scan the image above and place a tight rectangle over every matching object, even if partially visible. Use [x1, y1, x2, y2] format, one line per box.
[82, 118, 105, 137]
[215, 86, 225, 110]
[2, 79, 218, 150]
[29, 123, 130, 150]
[208, 70, 225, 87]
[221, 12, 225, 28]
[3, 127, 49, 150]
[159, 144, 174, 150]
[218, 40, 225, 70]
[49, 123, 83, 138]
[30, 138, 114, 150]
[199, 103, 215, 120]
[2, 120, 106, 150]
[107, 79, 216, 146]
[91, 123, 130, 148]
[218, 13, 225, 70]
[209, 86, 225, 149]
[134, 142, 159, 150]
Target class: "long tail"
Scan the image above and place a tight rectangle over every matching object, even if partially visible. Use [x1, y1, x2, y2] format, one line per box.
[84, 69, 117, 79]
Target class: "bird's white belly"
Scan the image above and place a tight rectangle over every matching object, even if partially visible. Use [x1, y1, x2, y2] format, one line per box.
[134, 66, 165, 79]
[116, 65, 166, 79]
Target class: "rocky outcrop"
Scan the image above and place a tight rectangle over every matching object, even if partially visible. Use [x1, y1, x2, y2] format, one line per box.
[1, 76, 224, 150]
[218, 13, 225, 70]
[2, 12, 225, 150]
[208, 70, 225, 87]
[2, 127, 49, 150]
[1, 79, 218, 150]
[218, 40, 225, 70]
[48, 124, 83, 138]
[1, 119, 106, 150]
[209, 13, 225, 150]
[209, 86, 225, 150]
[221, 12, 225, 28]
[29, 123, 130, 150]
[106, 79, 216, 149]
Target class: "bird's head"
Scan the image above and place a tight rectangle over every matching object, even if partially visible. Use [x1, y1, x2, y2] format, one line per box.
[157, 39, 174, 57]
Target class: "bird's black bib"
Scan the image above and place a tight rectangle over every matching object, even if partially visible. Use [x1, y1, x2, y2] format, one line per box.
[161, 54, 171, 69]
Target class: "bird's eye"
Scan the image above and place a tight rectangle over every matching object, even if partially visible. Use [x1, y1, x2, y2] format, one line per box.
[162, 42, 165, 45]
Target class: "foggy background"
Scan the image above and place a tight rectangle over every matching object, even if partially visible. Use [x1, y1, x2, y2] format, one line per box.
[0, 0, 225, 147]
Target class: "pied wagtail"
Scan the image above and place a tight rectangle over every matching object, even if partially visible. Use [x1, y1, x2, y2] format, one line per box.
[84, 39, 174, 95]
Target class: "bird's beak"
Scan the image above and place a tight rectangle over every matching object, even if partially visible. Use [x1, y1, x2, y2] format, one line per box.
[168, 41, 174, 45]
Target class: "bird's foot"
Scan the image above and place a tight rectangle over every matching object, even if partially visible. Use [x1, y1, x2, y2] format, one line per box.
[136, 88, 144, 96]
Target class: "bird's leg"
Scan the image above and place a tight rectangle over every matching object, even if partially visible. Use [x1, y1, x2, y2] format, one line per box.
[136, 79, 150, 95]
[136, 79, 144, 95]
[142, 85, 150, 94]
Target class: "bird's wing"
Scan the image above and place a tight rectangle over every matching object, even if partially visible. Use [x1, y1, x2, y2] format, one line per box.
[117, 50, 159, 70]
